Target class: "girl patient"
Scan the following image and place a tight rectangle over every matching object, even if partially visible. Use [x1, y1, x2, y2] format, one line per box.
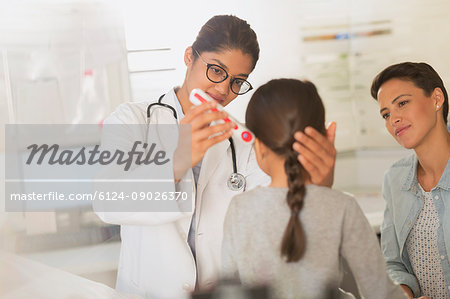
[221, 79, 407, 299]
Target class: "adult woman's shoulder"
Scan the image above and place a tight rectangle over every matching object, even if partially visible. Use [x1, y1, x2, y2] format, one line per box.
[104, 100, 149, 125]
[382, 153, 416, 188]
[386, 153, 415, 174]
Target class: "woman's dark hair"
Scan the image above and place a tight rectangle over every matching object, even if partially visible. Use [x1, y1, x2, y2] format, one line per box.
[370, 62, 449, 124]
[192, 15, 259, 71]
[245, 79, 326, 262]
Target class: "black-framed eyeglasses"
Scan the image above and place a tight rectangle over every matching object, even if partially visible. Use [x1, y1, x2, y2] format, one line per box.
[194, 49, 253, 95]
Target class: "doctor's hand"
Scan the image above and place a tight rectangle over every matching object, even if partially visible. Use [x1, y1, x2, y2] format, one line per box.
[174, 101, 233, 180]
[292, 122, 337, 187]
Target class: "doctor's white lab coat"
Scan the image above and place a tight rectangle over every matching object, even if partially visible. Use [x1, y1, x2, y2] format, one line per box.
[95, 88, 269, 299]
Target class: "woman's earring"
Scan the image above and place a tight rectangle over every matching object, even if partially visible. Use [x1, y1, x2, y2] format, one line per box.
[437, 105, 440, 109]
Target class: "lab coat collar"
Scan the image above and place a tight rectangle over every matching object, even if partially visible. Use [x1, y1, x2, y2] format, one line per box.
[161, 87, 181, 123]
[146, 88, 180, 126]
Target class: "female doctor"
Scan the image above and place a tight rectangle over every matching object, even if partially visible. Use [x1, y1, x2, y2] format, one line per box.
[96, 15, 337, 299]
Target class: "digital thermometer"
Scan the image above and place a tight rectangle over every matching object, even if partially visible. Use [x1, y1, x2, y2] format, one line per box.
[189, 88, 255, 144]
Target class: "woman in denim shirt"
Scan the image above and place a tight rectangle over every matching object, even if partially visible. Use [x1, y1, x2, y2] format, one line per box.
[371, 62, 450, 299]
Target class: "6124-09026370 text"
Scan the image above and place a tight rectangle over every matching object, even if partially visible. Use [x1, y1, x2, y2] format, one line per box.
[9, 191, 189, 201]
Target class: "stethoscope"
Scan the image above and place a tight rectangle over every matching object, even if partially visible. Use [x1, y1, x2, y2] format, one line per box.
[146, 94, 246, 191]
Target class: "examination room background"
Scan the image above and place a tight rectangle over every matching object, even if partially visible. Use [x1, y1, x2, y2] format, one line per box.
[0, 0, 449, 296]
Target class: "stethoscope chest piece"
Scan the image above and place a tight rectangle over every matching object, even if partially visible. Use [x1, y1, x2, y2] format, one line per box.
[227, 137, 246, 191]
[227, 172, 245, 191]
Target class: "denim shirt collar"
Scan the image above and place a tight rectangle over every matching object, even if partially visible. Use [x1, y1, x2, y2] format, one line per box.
[401, 154, 450, 192]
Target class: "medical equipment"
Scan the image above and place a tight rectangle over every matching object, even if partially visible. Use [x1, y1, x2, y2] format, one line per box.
[147, 94, 178, 120]
[227, 137, 246, 191]
[189, 88, 255, 144]
[189, 88, 252, 191]
[145, 90, 249, 191]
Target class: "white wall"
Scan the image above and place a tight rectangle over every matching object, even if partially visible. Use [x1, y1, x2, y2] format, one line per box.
[120, 0, 450, 152]
[333, 148, 412, 191]
[2, 0, 449, 150]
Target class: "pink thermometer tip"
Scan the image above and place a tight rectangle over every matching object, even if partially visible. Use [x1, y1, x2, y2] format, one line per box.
[241, 131, 253, 142]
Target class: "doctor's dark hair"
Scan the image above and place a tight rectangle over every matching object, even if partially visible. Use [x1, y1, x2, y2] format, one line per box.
[192, 15, 259, 71]
[371, 62, 449, 124]
[245, 79, 326, 262]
